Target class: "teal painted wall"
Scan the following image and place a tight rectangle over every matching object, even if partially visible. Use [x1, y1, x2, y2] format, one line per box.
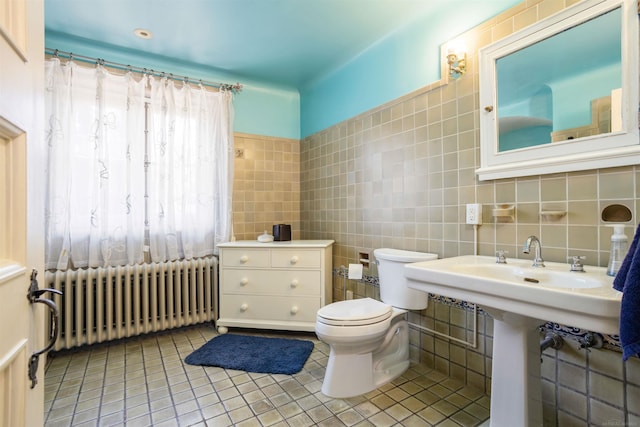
[299, 1, 521, 138]
[45, 31, 301, 140]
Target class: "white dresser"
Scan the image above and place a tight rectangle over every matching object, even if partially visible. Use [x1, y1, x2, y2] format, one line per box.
[216, 240, 334, 333]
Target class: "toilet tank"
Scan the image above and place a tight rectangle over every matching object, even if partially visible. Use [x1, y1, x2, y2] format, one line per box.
[373, 248, 437, 310]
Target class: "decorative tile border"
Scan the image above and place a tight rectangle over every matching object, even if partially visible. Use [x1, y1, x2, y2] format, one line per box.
[541, 323, 621, 352]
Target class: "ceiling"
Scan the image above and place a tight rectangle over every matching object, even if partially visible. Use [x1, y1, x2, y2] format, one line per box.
[45, 0, 470, 89]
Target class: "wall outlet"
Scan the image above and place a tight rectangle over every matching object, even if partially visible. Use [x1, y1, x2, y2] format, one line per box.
[346, 290, 354, 300]
[466, 203, 483, 225]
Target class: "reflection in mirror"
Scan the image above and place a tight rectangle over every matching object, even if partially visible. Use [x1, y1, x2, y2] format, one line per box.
[497, 7, 621, 152]
[477, 0, 639, 181]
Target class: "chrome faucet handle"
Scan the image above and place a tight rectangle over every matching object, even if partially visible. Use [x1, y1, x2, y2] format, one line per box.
[495, 250, 508, 264]
[568, 255, 586, 272]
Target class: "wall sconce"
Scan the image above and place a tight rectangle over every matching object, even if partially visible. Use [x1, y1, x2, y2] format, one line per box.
[446, 46, 467, 80]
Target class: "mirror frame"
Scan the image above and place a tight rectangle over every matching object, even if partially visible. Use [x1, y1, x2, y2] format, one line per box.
[477, 0, 639, 181]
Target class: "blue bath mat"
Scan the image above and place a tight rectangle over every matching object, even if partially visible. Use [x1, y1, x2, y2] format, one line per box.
[184, 334, 314, 375]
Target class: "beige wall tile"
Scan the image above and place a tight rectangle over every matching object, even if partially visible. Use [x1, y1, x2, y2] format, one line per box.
[628, 383, 640, 416]
[541, 177, 567, 201]
[599, 169, 635, 199]
[588, 398, 626, 426]
[557, 386, 588, 420]
[557, 361, 586, 393]
[589, 347, 624, 380]
[515, 202, 539, 224]
[568, 173, 598, 201]
[626, 357, 640, 386]
[540, 225, 567, 250]
[567, 225, 598, 250]
[232, 133, 300, 241]
[567, 201, 599, 225]
[516, 179, 540, 203]
[495, 181, 516, 204]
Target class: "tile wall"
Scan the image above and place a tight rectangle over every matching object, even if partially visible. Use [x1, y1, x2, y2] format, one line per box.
[231, 133, 301, 241]
[295, 1, 640, 425]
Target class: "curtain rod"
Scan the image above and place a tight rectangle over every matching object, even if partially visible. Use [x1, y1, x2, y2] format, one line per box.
[45, 48, 243, 93]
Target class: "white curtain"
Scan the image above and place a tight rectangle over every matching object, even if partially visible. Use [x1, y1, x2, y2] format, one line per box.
[147, 77, 235, 262]
[44, 58, 234, 269]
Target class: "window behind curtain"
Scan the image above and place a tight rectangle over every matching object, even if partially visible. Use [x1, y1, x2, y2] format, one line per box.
[44, 58, 234, 269]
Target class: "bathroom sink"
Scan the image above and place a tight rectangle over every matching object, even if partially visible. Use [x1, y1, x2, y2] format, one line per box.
[405, 255, 621, 334]
[450, 263, 603, 289]
[405, 255, 623, 427]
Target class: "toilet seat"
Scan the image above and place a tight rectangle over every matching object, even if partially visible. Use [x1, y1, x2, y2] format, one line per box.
[317, 298, 392, 326]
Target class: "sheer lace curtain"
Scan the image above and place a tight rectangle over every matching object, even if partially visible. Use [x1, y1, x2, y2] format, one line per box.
[147, 76, 235, 262]
[44, 58, 234, 269]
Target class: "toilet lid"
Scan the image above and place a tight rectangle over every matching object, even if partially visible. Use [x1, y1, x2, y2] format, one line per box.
[317, 298, 392, 326]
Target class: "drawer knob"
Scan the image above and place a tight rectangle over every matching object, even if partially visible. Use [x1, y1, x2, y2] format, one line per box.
[240, 278, 249, 286]
[240, 303, 248, 312]
[290, 256, 299, 264]
[290, 306, 298, 315]
[290, 279, 299, 288]
[239, 255, 249, 264]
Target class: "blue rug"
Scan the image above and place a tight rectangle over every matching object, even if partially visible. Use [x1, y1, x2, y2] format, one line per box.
[184, 334, 314, 375]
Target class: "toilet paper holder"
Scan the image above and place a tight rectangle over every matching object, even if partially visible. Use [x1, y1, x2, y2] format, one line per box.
[358, 252, 370, 267]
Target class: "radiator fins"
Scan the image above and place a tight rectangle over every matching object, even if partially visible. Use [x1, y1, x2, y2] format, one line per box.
[45, 257, 217, 351]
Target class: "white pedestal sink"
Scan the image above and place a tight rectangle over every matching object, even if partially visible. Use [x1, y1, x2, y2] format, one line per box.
[404, 255, 622, 427]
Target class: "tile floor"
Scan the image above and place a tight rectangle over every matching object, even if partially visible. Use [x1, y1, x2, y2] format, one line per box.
[44, 324, 491, 426]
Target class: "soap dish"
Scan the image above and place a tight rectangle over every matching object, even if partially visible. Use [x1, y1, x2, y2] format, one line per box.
[540, 210, 567, 221]
[492, 204, 515, 222]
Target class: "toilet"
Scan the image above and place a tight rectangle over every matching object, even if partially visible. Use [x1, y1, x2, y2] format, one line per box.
[315, 248, 438, 398]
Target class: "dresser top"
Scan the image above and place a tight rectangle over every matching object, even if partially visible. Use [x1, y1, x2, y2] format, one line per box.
[218, 240, 334, 248]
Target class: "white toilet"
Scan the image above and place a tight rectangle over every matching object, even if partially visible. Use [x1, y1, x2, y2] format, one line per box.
[315, 248, 438, 398]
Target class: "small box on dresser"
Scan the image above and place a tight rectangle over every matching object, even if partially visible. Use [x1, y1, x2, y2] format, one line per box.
[216, 240, 334, 333]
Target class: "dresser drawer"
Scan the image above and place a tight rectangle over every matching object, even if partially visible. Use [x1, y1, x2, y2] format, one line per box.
[221, 248, 270, 268]
[221, 270, 321, 296]
[220, 295, 320, 323]
[271, 249, 321, 269]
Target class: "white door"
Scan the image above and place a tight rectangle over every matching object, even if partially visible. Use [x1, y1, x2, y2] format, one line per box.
[0, 0, 46, 425]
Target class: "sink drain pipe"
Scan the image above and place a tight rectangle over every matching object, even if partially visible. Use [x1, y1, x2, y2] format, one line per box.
[540, 332, 564, 352]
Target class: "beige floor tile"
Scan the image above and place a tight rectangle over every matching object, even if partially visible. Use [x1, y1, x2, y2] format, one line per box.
[353, 401, 381, 418]
[235, 416, 263, 427]
[307, 404, 333, 423]
[286, 412, 316, 427]
[418, 406, 447, 425]
[277, 401, 304, 418]
[44, 324, 492, 427]
[366, 411, 396, 427]
[228, 405, 255, 424]
[257, 408, 285, 425]
[400, 395, 428, 413]
[337, 408, 365, 426]
[385, 402, 412, 421]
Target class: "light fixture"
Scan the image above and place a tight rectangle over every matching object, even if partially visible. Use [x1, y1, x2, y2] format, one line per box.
[134, 28, 153, 39]
[446, 44, 467, 80]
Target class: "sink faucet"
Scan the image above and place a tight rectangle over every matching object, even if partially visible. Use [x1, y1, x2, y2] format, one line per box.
[523, 235, 545, 267]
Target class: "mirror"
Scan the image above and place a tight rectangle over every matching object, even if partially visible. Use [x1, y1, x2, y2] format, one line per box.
[477, 0, 639, 181]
